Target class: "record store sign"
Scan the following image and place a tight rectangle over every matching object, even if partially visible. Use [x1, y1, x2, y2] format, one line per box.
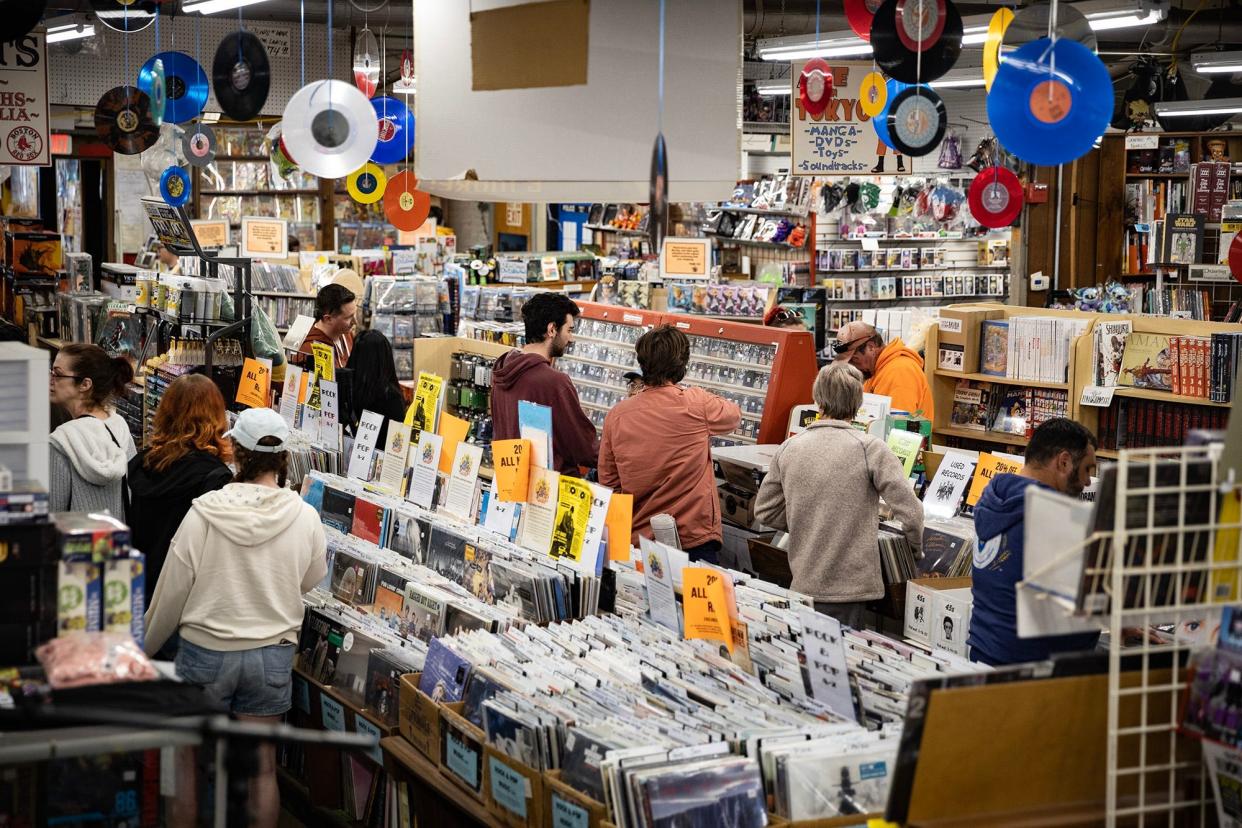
[791, 60, 875, 177]
[0, 28, 50, 167]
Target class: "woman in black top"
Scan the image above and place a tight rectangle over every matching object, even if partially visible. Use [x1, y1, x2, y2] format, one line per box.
[346, 329, 407, 445]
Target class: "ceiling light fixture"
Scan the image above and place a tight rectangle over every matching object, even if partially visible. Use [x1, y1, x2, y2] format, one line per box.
[756, 34, 872, 62]
[1191, 50, 1242, 75]
[1153, 97, 1242, 118]
[930, 71, 987, 89]
[755, 81, 792, 96]
[182, 0, 272, 14]
[46, 24, 95, 44]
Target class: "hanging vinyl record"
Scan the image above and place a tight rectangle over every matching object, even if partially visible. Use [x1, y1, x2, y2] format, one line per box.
[90, 0, 155, 33]
[95, 86, 158, 155]
[213, 31, 271, 122]
[894, 0, 947, 53]
[160, 165, 191, 207]
[859, 71, 888, 117]
[143, 58, 166, 127]
[845, 0, 884, 41]
[649, 132, 668, 254]
[282, 80, 378, 179]
[370, 96, 415, 165]
[141, 52, 208, 124]
[353, 28, 380, 98]
[268, 122, 297, 179]
[385, 171, 432, 231]
[182, 124, 217, 168]
[968, 167, 1023, 228]
[393, 49, 416, 95]
[871, 0, 962, 83]
[988, 37, 1111, 167]
[886, 86, 946, 157]
[1, 0, 46, 44]
[982, 8, 1014, 92]
[1004, 3, 1096, 54]
[799, 59, 834, 118]
[347, 163, 387, 204]
[873, 78, 910, 152]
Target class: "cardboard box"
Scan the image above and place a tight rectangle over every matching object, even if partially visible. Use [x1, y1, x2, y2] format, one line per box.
[439, 703, 485, 801]
[483, 744, 543, 828]
[936, 307, 1002, 374]
[905, 576, 972, 645]
[398, 672, 443, 761]
[103, 552, 145, 647]
[58, 558, 101, 633]
[544, 770, 607, 828]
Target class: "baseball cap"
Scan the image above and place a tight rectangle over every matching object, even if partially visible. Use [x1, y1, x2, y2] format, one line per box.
[224, 408, 290, 452]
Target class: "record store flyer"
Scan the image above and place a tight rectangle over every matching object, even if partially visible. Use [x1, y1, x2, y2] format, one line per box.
[791, 60, 876, 177]
[0, 28, 49, 166]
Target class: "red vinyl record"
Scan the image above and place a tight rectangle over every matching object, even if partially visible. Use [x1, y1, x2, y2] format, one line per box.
[968, 167, 1023, 229]
[1229, 233, 1242, 285]
[384, 171, 432, 231]
[845, 0, 885, 41]
[799, 59, 834, 117]
[895, 0, 948, 52]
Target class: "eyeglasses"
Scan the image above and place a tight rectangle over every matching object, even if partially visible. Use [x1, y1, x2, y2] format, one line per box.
[831, 334, 873, 355]
[49, 369, 82, 381]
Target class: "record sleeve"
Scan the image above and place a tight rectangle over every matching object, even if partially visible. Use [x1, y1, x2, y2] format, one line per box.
[418, 638, 472, 703]
[425, 525, 469, 584]
[400, 582, 448, 642]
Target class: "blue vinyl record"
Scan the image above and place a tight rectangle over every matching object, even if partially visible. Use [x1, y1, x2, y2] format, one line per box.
[160, 165, 191, 207]
[369, 96, 414, 165]
[872, 78, 910, 152]
[987, 37, 1111, 167]
[140, 52, 208, 125]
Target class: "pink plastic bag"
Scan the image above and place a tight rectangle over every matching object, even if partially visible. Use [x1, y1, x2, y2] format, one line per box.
[36, 632, 158, 689]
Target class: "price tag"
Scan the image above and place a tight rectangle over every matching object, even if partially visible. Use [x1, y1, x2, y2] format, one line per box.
[1125, 134, 1159, 150]
[235, 357, 271, 408]
[551, 794, 590, 828]
[1079, 385, 1116, 408]
[444, 732, 479, 789]
[488, 756, 528, 818]
[354, 715, 384, 764]
[320, 695, 346, 732]
[938, 317, 963, 333]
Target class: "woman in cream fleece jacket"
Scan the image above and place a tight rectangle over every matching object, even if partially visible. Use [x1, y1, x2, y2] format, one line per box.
[755, 362, 923, 628]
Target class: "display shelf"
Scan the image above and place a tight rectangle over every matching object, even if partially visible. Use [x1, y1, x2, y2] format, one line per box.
[584, 224, 648, 237]
[1111, 385, 1232, 408]
[252, 290, 314, 299]
[1125, 172, 1190, 178]
[720, 205, 809, 218]
[934, 370, 1070, 391]
[381, 736, 494, 827]
[202, 188, 320, 195]
[705, 232, 806, 251]
[935, 425, 1030, 446]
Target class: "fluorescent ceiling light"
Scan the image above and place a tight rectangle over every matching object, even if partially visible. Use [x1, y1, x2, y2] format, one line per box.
[1154, 97, 1242, 118]
[931, 70, 986, 89]
[1192, 51, 1242, 75]
[47, 24, 94, 44]
[201, 111, 222, 123]
[962, 25, 990, 46]
[756, 34, 872, 61]
[1087, 9, 1163, 30]
[755, 81, 791, 96]
[182, 0, 271, 13]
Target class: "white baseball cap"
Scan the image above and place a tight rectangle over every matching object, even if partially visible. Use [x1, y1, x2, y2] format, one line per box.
[224, 408, 290, 452]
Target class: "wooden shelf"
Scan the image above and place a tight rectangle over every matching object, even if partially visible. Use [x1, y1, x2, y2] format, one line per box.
[934, 370, 1070, 391]
[380, 736, 494, 826]
[1125, 172, 1191, 178]
[934, 425, 1030, 446]
[720, 205, 810, 218]
[585, 224, 648, 237]
[705, 232, 806, 251]
[1112, 386, 1231, 408]
[202, 188, 319, 195]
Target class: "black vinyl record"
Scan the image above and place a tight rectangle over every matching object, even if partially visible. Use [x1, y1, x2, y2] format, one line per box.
[89, 0, 155, 34]
[212, 31, 270, 122]
[94, 86, 158, 156]
[886, 87, 947, 157]
[871, 0, 962, 84]
[0, 0, 45, 43]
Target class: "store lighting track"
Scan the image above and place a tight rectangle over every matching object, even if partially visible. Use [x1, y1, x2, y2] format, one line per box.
[930, 70, 986, 89]
[755, 81, 792, 96]
[46, 24, 94, 44]
[1153, 97, 1242, 118]
[1191, 50, 1242, 75]
[182, 0, 271, 14]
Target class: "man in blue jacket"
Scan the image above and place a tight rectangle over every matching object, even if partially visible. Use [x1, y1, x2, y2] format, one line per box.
[968, 418, 1102, 665]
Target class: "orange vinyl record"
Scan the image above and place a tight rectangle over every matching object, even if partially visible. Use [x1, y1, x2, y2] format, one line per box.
[384, 171, 431, 231]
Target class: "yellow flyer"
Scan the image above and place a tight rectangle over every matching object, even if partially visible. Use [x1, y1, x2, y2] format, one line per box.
[493, 438, 532, 502]
[310, 342, 335, 383]
[436, 412, 471, 475]
[682, 567, 736, 654]
[235, 358, 271, 408]
[549, 476, 592, 561]
[404, 371, 444, 435]
[606, 493, 633, 561]
[966, 452, 1023, 506]
[305, 372, 322, 410]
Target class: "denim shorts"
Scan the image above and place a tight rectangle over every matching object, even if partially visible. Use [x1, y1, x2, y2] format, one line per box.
[175, 639, 297, 717]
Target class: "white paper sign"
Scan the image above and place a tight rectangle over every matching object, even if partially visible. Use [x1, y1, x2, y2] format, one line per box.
[923, 451, 976, 520]
[1124, 134, 1159, 150]
[407, 432, 442, 510]
[444, 442, 484, 522]
[518, 466, 559, 554]
[938, 317, 963, 333]
[279, 365, 303, 428]
[0, 28, 50, 167]
[799, 608, 858, 723]
[317, 380, 340, 448]
[347, 410, 385, 480]
[639, 537, 681, 634]
[378, 422, 413, 496]
[483, 478, 520, 541]
[576, 483, 612, 577]
[1079, 385, 1116, 408]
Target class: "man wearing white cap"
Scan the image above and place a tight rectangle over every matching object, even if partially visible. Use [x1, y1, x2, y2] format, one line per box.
[832, 320, 934, 420]
[144, 407, 327, 826]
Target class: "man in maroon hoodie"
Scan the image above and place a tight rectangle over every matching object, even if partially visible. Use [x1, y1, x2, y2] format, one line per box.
[491, 293, 599, 475]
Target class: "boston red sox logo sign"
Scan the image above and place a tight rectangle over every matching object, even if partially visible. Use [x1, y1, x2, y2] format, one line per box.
[7, 126, 40, 162]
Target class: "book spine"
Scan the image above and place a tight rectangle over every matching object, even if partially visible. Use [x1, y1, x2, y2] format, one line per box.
[1171, 336, 1182, 396]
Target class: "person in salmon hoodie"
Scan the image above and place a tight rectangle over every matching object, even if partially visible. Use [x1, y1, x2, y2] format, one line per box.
[832, 320, 934, 420]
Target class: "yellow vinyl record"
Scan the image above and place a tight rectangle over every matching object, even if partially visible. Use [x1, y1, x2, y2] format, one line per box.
[859, 71, 887, 117]
[983, 7, 1014, 92]
[346, 163, 387, 204]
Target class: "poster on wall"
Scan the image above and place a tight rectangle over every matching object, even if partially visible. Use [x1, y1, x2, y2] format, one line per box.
[0, 27, 50, 167]
[241, 217, 289, 259]
[791, 60, 887, 177]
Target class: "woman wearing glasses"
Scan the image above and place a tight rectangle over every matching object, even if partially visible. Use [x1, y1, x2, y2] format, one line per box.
[48, 343, 137, 516]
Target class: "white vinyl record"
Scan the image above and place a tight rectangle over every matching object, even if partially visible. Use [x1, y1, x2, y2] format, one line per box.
[281, 80, 379, 179]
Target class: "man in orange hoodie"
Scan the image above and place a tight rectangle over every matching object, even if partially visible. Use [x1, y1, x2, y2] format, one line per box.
[833, 321, 934, 420]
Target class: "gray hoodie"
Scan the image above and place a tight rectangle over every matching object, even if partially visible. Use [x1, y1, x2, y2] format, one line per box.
[143, 482, 328, 655]
[49, 412, 137, 516]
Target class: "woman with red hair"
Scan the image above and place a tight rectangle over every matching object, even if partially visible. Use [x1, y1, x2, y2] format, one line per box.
[128, 374, 233, 605]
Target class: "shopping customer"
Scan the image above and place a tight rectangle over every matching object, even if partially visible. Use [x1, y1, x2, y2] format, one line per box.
[48, 343, 137, 516]
[833, 320, 934, 420]
[492, 292, 599, 475]
[754, 362, 923, 627]
[297, 282, 356, 371]
[598, 325, 741, 562]
[345, 329, 407, 446]
[127, 374, 233, 605]
[968, 418, 1101, 666]
[144, 407, 327, 828]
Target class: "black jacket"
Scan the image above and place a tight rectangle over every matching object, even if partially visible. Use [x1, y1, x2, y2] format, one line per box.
[354, 384, 408, 447]
[127, 449, 232, 602]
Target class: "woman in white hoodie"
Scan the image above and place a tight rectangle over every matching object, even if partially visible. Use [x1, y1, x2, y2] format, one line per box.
[144, 407, 327, 828]
[48, 344, 137, 516]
